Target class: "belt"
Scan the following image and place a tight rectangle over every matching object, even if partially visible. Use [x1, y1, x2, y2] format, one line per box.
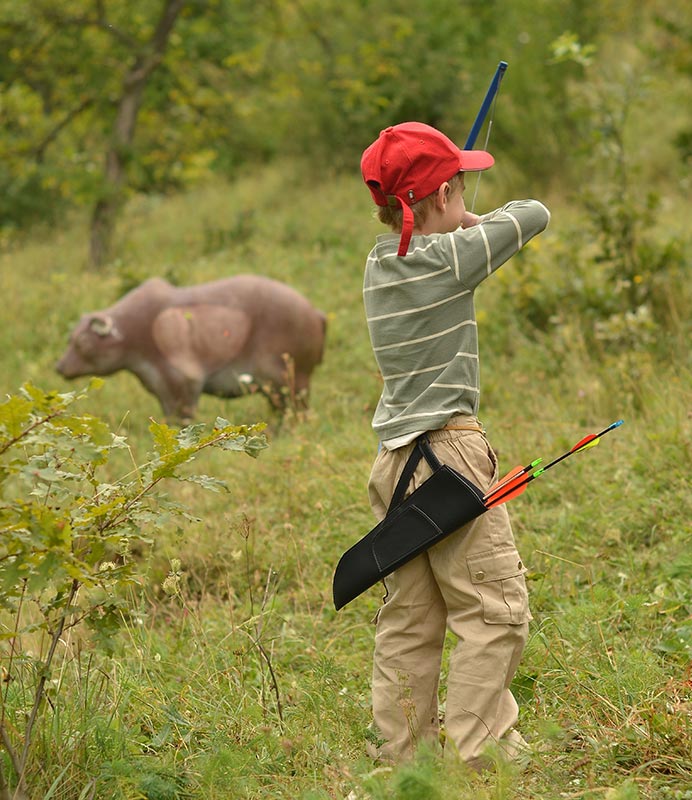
[442, 424, 485, 432]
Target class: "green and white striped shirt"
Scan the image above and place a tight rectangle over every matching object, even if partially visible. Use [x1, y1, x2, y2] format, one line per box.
[363, 199, 550, 446]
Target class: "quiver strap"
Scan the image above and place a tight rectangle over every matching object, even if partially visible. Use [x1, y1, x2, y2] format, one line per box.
[388, 435, 442, 511]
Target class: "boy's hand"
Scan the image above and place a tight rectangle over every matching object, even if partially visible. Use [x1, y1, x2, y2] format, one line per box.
[461, 212, 481, 228]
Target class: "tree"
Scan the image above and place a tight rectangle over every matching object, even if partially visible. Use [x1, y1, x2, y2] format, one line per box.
[0, 0, 273, 265]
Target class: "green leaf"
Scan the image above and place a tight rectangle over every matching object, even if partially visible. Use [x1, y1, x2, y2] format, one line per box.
[0, 557, 30, 597]
[216, 432, 268, 458]
[152, 447, 197, 480]
[20, 382, 74, 414]
[72, 496, 126, 525]
[243, 435, 268, 458]
[181, 473, 229, 493]
[149, 419, 178, 456]
[22, 464, 81, 485]
[0, 394, 33, 439]
[176, 423, 207, 447]
[51, 412, 112, 446]
[26, 551, 66, 594]
[216, 436, 249, 452]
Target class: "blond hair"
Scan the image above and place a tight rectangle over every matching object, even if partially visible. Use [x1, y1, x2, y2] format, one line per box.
[375, 172, 464, 232]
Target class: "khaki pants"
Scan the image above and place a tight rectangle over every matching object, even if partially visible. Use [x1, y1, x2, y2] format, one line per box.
[368, 417, 531, 766]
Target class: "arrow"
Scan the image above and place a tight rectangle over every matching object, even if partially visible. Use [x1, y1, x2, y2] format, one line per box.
[484, 420, 624, 509]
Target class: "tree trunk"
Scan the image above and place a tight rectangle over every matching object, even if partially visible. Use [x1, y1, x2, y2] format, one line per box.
[89, 0, 187, 268]
[88, 85, 143, 268]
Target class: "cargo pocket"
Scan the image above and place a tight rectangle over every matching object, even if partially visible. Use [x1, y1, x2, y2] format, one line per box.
[467, 546, 531, 625]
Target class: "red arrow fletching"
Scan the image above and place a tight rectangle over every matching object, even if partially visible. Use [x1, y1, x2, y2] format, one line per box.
[570, 433, 597, 452]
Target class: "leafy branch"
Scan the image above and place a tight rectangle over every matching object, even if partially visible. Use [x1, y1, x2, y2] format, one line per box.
[0, 381, 267, 796]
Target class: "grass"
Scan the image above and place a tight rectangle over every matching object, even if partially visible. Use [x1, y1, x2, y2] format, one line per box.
[0, 159, 691, 799]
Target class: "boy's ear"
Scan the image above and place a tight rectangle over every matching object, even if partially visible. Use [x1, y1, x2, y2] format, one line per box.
[436, 183, 450, 209]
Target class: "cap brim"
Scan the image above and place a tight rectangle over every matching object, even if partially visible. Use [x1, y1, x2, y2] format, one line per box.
[458, 149, 494, 172]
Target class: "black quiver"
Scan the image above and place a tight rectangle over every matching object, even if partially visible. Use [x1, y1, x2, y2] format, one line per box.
[332, 435, 487, 610]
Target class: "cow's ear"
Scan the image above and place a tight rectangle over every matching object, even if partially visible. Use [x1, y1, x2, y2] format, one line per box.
[88, 316, 112, 336]
[89, 315, 122, 340]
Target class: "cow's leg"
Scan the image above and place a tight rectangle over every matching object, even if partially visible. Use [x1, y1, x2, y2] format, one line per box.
[134, 361, 201, 424]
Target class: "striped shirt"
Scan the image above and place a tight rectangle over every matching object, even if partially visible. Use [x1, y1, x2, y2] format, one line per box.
[363, 199, 551, 445]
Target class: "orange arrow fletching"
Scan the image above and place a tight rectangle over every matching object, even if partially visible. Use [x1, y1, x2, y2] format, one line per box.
[484, 465, 524, 499]
[484, 477, 530, 509]
[484, 466, 542, 508]
[487, 472, 527, 499]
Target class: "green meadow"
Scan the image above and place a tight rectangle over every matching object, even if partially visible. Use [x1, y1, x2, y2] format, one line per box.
[1, 150, 691, 800]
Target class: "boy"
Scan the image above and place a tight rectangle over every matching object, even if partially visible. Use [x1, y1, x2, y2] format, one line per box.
[360, 121, 550, 768]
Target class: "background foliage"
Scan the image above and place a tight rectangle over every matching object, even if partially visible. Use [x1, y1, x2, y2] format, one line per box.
[1, 0, 689, 249]
[1, 0, 691, 798]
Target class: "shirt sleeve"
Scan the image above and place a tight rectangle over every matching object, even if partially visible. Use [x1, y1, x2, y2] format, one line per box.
[437, 199, 551, 289]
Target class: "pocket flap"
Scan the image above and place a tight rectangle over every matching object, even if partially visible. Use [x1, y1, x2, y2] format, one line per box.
[467, 547, 525, 583]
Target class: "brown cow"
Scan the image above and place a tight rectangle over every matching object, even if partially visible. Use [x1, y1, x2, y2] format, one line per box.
[56, 275, 327, 422]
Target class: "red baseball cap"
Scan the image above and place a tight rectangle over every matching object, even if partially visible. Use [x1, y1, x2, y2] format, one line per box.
[361, 122, 494, 256]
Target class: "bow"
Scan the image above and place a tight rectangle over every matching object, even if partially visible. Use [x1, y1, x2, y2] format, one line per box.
[464, 60, 508, 150]
[464, 60, 508, 211]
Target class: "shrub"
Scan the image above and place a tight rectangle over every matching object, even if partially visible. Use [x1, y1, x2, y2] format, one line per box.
[0, 381, 266, 798]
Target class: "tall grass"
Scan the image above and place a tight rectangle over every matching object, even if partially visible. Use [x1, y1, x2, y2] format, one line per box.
[0, 159, 690, 799]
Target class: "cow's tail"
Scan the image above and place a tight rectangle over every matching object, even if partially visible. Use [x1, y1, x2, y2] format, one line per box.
[317, 311, 328, 364]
